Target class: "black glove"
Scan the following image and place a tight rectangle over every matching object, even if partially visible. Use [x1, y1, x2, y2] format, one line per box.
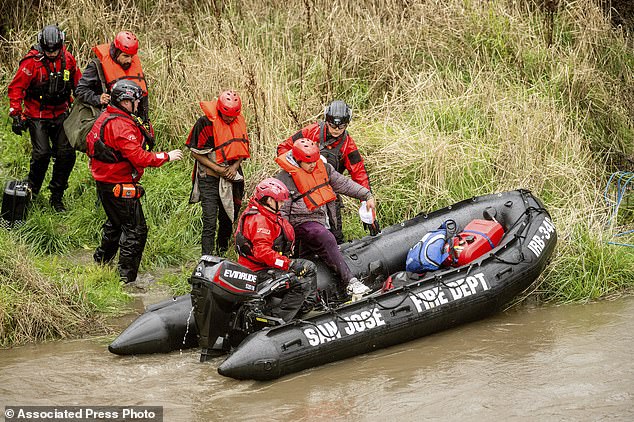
[11, 115, 26, 135]
[289, 259, 308, 277]
[364, 219, 381, 236]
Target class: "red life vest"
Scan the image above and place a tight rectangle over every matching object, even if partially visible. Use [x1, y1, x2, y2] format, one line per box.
[200, 100, 250, 164]
[92, 44, 147, 94]
[275, 153, 337, 211]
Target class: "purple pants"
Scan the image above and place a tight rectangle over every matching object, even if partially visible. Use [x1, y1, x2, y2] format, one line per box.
[295, 221, 353, 285]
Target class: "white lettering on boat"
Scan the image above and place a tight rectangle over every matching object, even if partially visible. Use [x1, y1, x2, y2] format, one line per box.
[303, 321, 341, 346]
[222, 269, 257, 283]
[302, 308, 385, 347]
[410, 273, 489, 312]
[343, 308, 386, 335]
[527, 217, 556, 257]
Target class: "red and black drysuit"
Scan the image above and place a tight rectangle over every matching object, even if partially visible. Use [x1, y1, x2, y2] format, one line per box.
[87, 104, 170, 283]
[277, 122, 371, 243]
[235, 198, 316, 321]
[8, 46, 81, 197]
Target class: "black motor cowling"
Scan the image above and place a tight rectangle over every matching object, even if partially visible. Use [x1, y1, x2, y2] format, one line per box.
[189, 256, 260, 362]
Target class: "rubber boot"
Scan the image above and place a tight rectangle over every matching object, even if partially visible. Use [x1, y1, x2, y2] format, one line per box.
[49, 192, 66, 213]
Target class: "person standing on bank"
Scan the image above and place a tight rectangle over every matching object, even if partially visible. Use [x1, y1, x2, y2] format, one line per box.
[276, 139, 375, 297]
[185, 90, 250, 256]
[277, 100, 377, 243]
[86, 80, 182, 283]
[75, 31, 151, 126]
[235, 178, 316, 321]
[8, 24, 81, 212]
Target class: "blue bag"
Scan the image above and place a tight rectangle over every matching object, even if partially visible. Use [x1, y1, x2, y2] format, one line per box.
[405, 220, 457, 273]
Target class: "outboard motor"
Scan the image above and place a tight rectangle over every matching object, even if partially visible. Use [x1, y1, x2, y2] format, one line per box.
[190, 256, 261, 362]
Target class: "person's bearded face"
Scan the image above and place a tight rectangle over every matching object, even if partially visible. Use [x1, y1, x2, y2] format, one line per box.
[117, 52, 134, 70]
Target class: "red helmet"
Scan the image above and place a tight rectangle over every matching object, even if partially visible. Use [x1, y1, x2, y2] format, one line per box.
[292, 138, 320, 163]
[217, 90, 242, 117]
[254, 178, 289, 202]
[114, 31, 139, 55]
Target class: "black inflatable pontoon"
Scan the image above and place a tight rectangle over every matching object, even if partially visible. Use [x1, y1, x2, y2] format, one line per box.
[216, 189, 556, 380]
[109, 189, 555, 367]
[108, 294, 198, 355]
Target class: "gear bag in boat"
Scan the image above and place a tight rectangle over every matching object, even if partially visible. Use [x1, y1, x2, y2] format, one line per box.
[405, 217, 505, 273]
[405, 219, 458, 273]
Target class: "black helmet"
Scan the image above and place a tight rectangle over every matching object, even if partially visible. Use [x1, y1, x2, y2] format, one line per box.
[324, 100, 352, 126]
[111, 80, 143, 104]
[38, 25, 65, 53]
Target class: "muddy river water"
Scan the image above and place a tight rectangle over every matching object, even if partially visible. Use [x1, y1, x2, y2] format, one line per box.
[1, 295, 633, 421]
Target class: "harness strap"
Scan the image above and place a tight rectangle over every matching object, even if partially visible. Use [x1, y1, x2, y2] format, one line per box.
[462, 229, 495, 249]
[292, 180, 331, 209]
[211, 137, 249, 163]
[94, 58, 108, 94]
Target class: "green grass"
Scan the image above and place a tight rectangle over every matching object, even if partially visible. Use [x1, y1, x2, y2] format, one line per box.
[0, 229, 130, 347]
[542, 225, 634, 302]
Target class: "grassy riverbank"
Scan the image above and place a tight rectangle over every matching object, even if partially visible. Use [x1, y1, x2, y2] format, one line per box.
[2, 0, 634, 346]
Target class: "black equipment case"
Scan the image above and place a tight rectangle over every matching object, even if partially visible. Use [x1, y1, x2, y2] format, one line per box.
[1, 180, 31, 228]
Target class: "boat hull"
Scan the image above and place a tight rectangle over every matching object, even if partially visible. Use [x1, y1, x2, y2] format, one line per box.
[108, 294, 198, 355]
[217, 189, 557, 380]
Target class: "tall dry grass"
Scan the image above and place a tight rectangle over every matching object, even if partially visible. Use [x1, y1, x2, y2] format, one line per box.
[1, 0, 634, 304]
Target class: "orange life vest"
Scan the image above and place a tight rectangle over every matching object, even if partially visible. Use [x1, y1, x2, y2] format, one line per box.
[92, 44, 148, 94]
[200, 100, 250, 164]
[275, 153, 337, 211]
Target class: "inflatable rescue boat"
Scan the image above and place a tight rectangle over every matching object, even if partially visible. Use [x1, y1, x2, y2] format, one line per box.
[110, 189, 556, 376]
[215, 189, 556, 380]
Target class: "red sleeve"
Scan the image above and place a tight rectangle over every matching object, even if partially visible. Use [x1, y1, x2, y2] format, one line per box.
[277, 136, 294, 156]
[277, 125, 316, 156]
[243, 214, 291, 270]
[341, 136, 371, 190]
[185, 116, 214, 152]
[7, 58, 34, 116]
[67, 52, 82, 88]
[111, 122, 169, 168]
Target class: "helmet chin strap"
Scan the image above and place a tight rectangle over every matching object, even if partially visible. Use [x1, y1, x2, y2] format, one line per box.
[260, 197, 279, 213]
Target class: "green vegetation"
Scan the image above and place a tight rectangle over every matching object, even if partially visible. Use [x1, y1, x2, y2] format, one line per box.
[1, 0, 634, 347]
[0, 229, 127, 347]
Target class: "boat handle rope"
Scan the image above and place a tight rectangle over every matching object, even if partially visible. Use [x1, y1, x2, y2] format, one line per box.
[294, 206, 552, 338]
[490, 206, 548, 265]
[295, 292, 418, 339]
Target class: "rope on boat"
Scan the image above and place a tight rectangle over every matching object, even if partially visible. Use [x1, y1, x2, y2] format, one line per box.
[604, 171, 634, 247]
[298, 204, 550, 340]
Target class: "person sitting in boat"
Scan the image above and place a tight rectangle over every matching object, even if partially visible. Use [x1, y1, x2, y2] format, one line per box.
[275, 138, 375, 297]
[235, 177, 317, 322]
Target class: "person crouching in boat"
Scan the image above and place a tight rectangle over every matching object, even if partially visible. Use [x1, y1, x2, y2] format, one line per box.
[235, 177, 316, 322]
[275, 138, 375, 298]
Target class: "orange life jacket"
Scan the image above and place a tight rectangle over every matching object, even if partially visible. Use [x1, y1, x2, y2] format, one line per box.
[92, 44, 148, 94]
[200, 100, 250, 164]
[275, 153, 337, 211]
